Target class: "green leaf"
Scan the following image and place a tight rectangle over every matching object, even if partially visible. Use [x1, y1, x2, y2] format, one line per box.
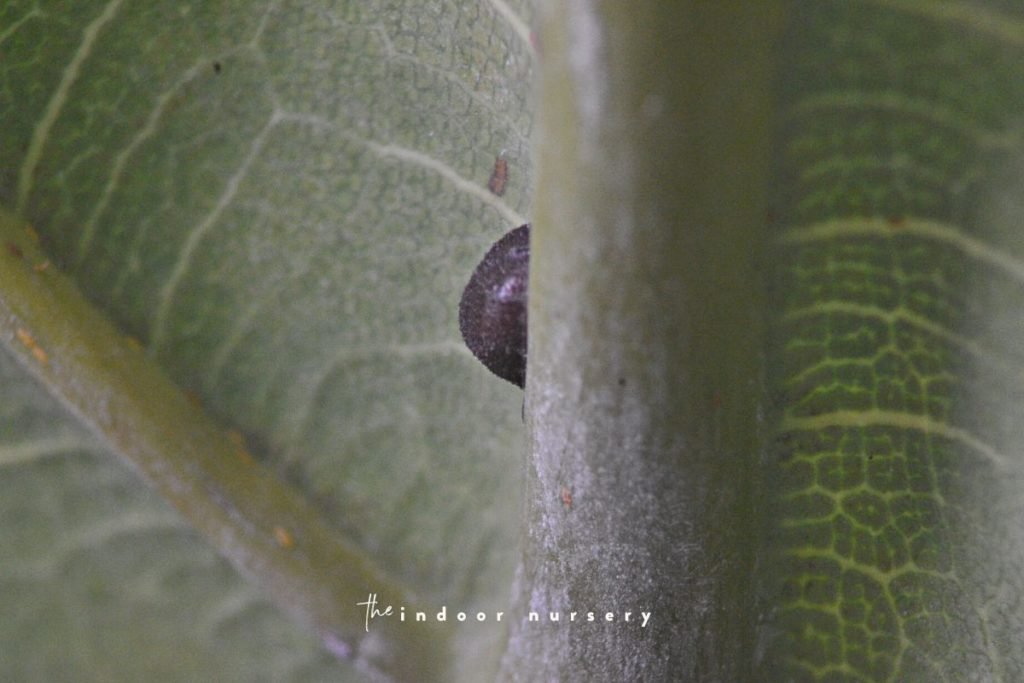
[508, 1, 1024, 681]
[0, 205, 452, 681]
[507, 3, 781, 679]
[761, 3, 1024, 680]
[10, 0, 1024, 681]
[0, 337, 344, 682]
[2, 1, 533, 680]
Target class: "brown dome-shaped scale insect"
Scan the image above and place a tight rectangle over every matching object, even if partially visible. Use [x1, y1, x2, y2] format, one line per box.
[488, 151, 509, 196]
[459, 224, 530, 387]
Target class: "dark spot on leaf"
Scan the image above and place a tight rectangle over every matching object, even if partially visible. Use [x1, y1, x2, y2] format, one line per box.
[213, 61, 222, 74]
[488, 153, 509, 196]
[5, 241, 23, 259]
[459, 224, 529, 387]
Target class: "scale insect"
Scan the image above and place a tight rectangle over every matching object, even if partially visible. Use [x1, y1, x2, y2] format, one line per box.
[488, 151, 509, 197]
[458, 224, 530, 388]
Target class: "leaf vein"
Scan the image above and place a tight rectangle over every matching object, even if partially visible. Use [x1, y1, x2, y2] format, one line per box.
[15, 0, 126, 214]
[783, 300, 1024, 382]
[77, 60, 210, 263]
[0, 435, 91, 468]
[787, 91, 1022, 152]
[485, 0, 534, 54]
[778, 217, 1024, 287]
[781, 409, 1011, 470]
[150, 113, 278, 352]
[862, 0, 1024, 47]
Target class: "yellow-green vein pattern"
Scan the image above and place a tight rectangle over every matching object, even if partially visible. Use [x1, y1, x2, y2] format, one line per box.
[762, 2, 1024, 681]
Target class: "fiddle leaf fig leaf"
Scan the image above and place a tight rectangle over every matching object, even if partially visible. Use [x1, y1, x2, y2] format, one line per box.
[1, 1, 534, 680]
[16, 2, 1024, 681]
[509, 2, 1024, 681]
